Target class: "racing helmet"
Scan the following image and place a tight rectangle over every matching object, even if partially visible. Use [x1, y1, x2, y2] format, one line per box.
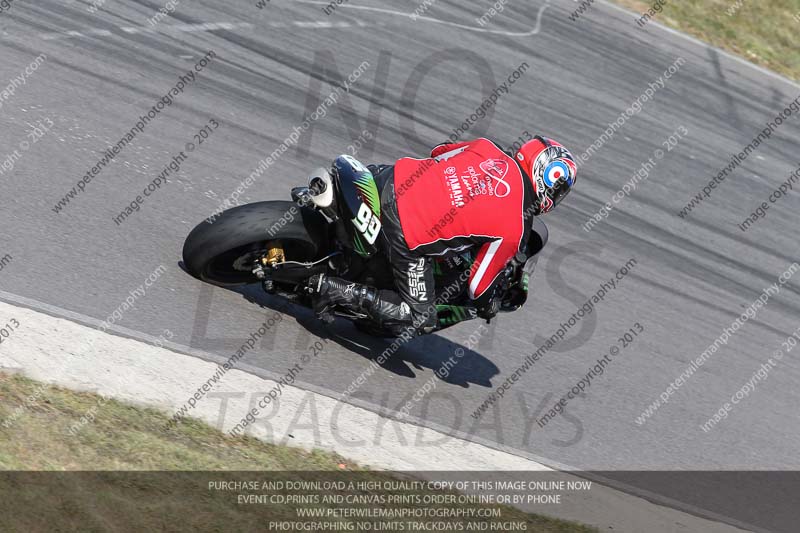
[515, 136, 577, 215]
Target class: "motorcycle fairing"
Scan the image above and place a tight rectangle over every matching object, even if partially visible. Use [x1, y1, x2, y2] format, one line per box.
[333, 155, 382, 258]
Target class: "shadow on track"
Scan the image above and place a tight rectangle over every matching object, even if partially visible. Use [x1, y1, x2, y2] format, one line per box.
[233, 282, 500, 389]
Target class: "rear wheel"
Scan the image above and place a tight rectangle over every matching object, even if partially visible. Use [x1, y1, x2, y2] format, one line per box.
[182, 201, 327, 287]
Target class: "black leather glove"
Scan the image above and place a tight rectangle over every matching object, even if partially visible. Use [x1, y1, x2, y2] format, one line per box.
[501, 271, 529, 312]
[499, 253, 530, 312]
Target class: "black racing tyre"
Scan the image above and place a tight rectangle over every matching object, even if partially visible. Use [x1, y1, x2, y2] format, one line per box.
[182, 201, 327, 287]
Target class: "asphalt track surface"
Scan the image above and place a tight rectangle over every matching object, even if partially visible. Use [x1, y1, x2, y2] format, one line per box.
[1, 0, 799, 530]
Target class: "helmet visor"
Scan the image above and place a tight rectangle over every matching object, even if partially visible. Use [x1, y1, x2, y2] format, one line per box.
[548, 178, 571, 208]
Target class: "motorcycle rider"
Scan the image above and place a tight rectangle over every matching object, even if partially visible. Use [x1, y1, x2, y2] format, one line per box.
[307, 136, 577, 335]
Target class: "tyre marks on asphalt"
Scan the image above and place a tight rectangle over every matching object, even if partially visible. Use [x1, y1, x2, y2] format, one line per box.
[1, 20, 378, 43]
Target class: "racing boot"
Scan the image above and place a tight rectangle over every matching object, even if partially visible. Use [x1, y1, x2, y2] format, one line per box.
[307, 274, 436, 335]
[306, 274, 376, 323]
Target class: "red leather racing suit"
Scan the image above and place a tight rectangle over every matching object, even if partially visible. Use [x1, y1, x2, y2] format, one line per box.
[380, 138, 536, 328]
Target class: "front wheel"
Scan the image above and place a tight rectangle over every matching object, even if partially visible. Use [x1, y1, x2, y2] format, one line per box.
[182, 201, 327, 287]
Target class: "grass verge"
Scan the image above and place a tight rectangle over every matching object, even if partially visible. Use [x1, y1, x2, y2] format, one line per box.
[611, 0, 800, 82]
[0, 372, 596, 532]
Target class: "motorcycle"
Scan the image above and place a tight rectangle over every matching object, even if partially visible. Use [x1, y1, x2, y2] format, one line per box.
[182, 155, 549, 337]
